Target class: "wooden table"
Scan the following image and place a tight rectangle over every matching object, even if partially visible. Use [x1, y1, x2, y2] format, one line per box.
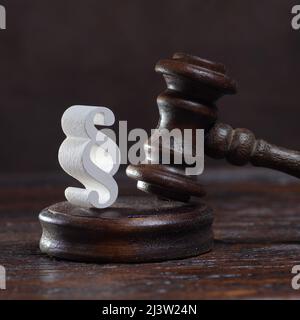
[0, 168, 300, 299]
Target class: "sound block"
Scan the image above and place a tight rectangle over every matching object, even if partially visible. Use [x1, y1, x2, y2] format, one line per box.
[39, 196, 213, 263]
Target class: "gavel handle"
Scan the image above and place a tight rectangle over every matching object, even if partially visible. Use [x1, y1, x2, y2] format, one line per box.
[205, 122, 300, 178]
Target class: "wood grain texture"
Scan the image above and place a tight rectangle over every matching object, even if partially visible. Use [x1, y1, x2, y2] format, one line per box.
[0, 168, 300, 300]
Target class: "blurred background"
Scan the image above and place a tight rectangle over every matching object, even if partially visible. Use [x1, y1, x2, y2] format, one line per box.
[0, 0, 299, 174]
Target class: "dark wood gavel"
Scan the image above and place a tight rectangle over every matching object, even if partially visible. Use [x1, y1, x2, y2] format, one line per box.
[127, 53, 300, 202]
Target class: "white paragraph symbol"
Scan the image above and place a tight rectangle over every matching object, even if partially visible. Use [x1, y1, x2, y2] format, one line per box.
[58, 105, 120, 208]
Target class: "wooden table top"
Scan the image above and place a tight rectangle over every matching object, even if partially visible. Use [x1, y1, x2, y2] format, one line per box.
[0, 168, 300, 300]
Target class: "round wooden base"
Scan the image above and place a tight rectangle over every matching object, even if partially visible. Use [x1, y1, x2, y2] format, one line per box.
[39, 196, 213, 263]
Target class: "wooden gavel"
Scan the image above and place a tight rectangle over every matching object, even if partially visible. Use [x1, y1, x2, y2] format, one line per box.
[127, 53, 300, 202]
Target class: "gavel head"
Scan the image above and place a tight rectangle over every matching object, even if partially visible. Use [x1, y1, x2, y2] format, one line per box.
[127, 53, 237, 202]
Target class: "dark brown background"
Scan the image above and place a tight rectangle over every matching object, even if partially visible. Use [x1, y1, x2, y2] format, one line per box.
[0, 0, 299, 174]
